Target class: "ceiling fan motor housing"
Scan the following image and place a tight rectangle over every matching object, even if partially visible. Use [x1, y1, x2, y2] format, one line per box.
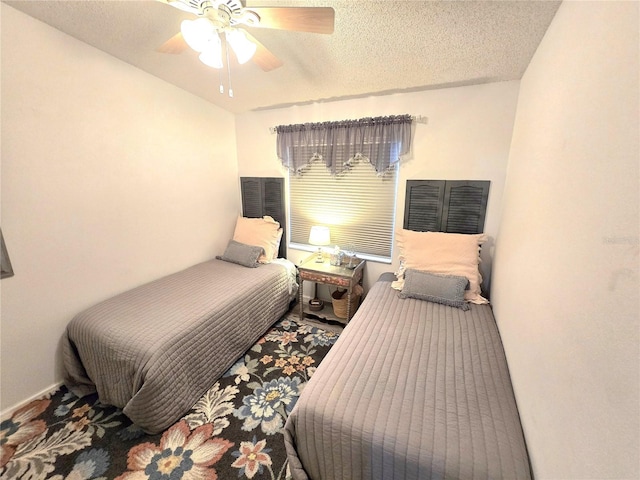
[160, 0, 334, 73]
[170, 0, 261, 28]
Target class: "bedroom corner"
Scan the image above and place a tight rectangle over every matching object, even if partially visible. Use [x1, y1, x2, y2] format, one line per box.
[0, 4, 240, 415]
[492, 1, 640, 477]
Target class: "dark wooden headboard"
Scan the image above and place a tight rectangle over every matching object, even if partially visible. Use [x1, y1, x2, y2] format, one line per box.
[240, 177, 287, 259]
[404, 180, 490, 234]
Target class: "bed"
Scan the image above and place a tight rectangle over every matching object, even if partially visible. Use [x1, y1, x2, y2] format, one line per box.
[283, 179, 531, 479]
[62, 215, 297, 434]
[283, 274, 530, 479]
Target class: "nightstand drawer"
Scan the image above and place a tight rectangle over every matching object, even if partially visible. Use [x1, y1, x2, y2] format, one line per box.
[299, 269, 360, 288]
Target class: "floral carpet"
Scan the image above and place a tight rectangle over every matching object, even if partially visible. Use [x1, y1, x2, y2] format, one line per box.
[1, 313, 342, 480]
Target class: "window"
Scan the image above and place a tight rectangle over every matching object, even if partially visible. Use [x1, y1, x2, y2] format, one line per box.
[277, 115, 412, 263]
[289, 149, 399, 262]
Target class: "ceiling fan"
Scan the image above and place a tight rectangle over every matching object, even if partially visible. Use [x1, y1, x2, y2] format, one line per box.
[157, 0, 334, 75]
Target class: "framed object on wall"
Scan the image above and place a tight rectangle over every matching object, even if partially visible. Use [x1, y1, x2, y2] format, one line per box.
[1, 228, 14, 279]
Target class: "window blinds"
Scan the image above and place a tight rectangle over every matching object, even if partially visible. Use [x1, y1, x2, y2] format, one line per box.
[289, 159, 398, 260]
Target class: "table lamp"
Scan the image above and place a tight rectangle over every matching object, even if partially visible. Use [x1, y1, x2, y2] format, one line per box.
[309, 226, 330, 263]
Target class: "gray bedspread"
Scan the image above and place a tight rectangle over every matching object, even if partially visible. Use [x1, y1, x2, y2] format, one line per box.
[284, 276, 531, 480]
[62, 258, 296, 434]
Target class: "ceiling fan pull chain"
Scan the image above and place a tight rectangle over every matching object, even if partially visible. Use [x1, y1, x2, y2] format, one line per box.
[219, 69, 224, 95]
[226, 44, 233, 97]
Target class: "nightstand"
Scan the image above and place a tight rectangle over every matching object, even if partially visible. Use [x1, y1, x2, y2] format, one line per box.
[298, 254, 365, 324]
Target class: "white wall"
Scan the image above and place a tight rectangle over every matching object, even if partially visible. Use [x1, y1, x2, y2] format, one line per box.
[235, 82, 520, 299]
[0, 5, 240, 412]
[492, 1, 639, 478]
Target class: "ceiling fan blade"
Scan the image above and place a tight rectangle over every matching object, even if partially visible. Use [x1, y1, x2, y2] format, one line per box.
[245, 31, 284, 71]
[248, 7, 334, 34]
[156, 0, 200, 15]
[157, 32, 189, 54]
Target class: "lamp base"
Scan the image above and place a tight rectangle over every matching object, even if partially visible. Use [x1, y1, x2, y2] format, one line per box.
[314, 248, 324, 262]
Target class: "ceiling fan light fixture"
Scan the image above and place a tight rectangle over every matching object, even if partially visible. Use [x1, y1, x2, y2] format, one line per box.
[199, 42, 223, 69]
[181, 17, 217, 53]
[226, 29, 257, 64]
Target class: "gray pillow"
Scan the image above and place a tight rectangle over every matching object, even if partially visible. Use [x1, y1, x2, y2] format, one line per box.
[399, 269, 470, 310]
[216, 240, 264, 268]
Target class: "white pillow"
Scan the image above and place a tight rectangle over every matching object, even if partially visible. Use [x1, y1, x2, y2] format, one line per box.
[273, 228, 284, 259]
[394, 230, 488, 304]
[232, 216, 282, 263]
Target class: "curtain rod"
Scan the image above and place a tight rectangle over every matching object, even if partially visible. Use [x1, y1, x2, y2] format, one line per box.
[268, 115, 428, 134]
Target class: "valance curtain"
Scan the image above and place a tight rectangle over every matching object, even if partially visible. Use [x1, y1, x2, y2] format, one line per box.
[275, 114, 413, 175]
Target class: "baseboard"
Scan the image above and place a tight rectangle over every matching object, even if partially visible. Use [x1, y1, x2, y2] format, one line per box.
[1, 381, 63, 420]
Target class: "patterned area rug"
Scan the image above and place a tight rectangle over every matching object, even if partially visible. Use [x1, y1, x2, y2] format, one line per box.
[1, 312, 342, 480]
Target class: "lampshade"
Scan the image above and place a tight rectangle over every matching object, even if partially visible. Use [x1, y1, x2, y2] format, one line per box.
[226, 29, 257, 64]
[309, 226, 330, 246]
[181, 18, 217, 53]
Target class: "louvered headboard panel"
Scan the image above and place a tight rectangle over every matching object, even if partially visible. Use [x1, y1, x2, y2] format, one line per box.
[240, 177, 287, 258]
[404, 180, 490, 234]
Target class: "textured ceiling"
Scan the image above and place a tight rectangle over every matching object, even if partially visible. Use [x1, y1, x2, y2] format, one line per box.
[4, 0, 561, 114]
